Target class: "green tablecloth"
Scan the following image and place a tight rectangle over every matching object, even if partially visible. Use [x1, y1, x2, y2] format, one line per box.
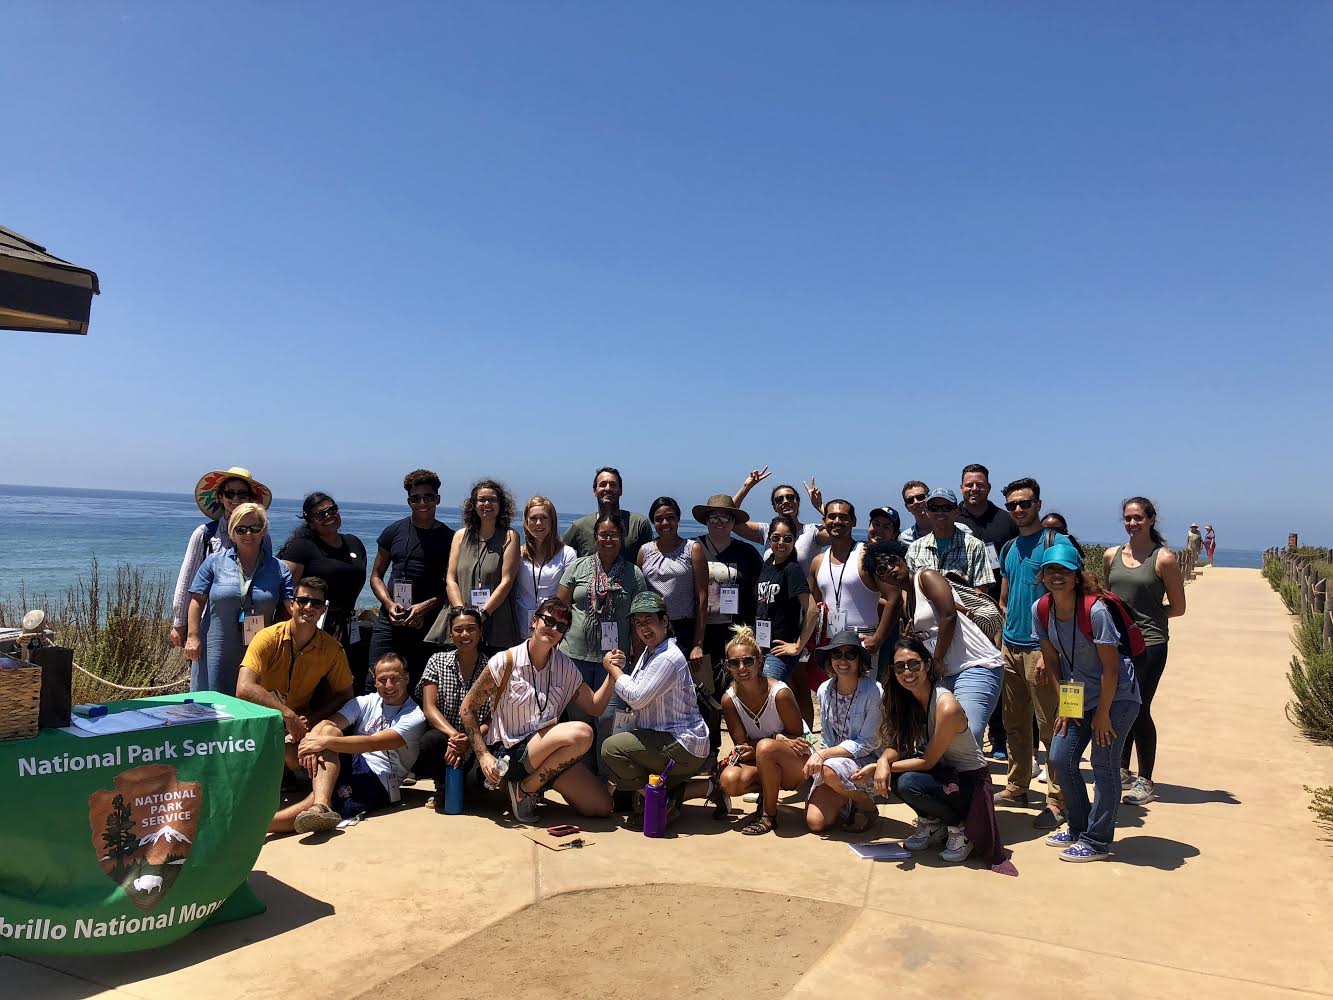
[0, 692, 283, 955]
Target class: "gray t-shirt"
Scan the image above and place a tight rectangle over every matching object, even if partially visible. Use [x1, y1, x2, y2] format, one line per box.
[338, 694, 428, 800]
[1032, 599, 1140, 712]
[562, 510, 654, 563]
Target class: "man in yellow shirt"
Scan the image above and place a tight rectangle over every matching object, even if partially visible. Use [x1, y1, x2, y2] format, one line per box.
[237, 576, 356, 768]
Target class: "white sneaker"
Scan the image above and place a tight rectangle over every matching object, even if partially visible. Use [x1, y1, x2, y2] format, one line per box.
[1037, 764, 1047, 784]
[1123, 776, 1156, 805]
[940, 825, 973, 863]
[507, 781, 538, 824]
[741, 791, 760, 803]
[903, 816, 946, 851]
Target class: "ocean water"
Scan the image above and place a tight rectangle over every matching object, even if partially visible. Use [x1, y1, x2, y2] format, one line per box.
[0, 484, 1264, 609]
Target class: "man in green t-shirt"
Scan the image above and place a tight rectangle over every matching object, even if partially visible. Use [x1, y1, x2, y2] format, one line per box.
[562, 466, 654, 563]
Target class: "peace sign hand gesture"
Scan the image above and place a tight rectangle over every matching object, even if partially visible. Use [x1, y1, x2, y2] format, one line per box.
[804, 477, 824, 514]
[744, 467, 772, 489]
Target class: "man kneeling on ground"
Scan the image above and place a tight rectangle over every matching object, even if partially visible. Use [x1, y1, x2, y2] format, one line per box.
[460, 597, 616, 823]
[272, 652, 428, 834]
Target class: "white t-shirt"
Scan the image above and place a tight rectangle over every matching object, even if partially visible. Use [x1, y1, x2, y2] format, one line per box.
[757, 521, 821, 574]
[910, 572, 1003, 676]
[337, 694, 428, 801]
[515, 545, 578, 637]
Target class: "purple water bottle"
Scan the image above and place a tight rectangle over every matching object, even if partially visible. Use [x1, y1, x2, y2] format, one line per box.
[642, 759, 676, 838]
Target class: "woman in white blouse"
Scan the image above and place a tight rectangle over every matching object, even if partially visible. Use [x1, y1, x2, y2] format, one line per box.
[515, 496, 577, 639]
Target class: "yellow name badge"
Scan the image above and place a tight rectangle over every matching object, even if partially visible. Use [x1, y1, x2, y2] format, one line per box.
[1058, 682, 1085, 718]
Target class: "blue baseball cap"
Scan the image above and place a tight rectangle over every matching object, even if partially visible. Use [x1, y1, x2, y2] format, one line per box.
[926, 487, 959, 507]
[869, 503, 900, 523]
[1040, 542, 1083, 572]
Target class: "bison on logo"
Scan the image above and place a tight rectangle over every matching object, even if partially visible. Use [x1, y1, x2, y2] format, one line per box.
[88, 764, 202, 911]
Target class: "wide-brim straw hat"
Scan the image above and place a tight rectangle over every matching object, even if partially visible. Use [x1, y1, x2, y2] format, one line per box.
[691, 493, 748, 525]
[814, 629, 870, 665]
[195, 467, 273, 519]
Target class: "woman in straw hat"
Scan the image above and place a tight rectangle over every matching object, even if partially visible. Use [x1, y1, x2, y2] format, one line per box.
[170, 467, 273, 657]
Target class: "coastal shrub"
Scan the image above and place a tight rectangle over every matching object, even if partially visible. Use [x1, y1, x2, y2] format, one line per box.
[1307, 785, 1333, 839]
[0, 559, 187, 703]
[1081, 544, 1107, 588]
[1285, 610, 1333, 745]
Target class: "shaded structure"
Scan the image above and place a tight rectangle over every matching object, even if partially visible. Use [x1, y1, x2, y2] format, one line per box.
[0, 226, 100, 334]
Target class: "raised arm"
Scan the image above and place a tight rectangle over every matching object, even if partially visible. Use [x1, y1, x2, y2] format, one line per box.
[730, 467, 769, 544]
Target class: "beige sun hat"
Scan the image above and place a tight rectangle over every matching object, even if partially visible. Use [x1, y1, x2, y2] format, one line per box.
[195, 467, 273, 519]
[691, 493, 749, 525]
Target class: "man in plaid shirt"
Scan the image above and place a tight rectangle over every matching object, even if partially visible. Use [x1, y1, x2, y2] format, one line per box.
[905, 488, 995, 589]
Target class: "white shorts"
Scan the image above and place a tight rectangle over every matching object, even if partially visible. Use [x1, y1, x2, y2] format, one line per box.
[811, 755, 876, 795]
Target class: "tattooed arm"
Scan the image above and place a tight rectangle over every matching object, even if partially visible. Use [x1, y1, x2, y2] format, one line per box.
[461, 665, 502, 784]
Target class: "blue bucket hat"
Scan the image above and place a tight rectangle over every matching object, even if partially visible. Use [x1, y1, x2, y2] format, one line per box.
[1040, 542, 1084, 572]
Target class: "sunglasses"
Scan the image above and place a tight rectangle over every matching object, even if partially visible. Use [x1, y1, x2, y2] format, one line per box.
[769, 533, 795, 544]
[221, 489, 253, 501]
[726, 655, 757, 668]
[292, 596, 328, 608]
[408, 493, 440, 505]
[772, 494, 799, 505]
[233, 524, 265, 535]
[829, 648, 860, 661]
[595, 533, 621, 542]
[903, 493, 928, 505]
[893, 658, 925, 674]
[537, 613, 571, 633]
[1004, 498, 1036, 511]
[707, 513, 734, 524]
[926, 503, 956, 513]
[873, 560, 901, 577]
[310, 505, 339, 521]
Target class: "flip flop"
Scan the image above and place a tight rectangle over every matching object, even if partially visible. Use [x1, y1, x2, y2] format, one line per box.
[294, 804, 340, 834]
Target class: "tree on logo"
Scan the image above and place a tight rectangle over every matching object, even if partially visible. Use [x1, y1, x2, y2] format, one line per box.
[102, 793, 139, 879]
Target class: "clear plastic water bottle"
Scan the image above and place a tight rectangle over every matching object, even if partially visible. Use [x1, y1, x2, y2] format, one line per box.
[484, 753, 509, 790]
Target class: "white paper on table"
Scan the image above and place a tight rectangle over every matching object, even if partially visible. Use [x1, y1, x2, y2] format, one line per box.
[848, 842, 912, 861]
[64, 709, 164, 737]
[140, 703, 233, 725]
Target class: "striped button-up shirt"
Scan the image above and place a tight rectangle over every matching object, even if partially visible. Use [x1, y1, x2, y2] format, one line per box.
[614, 638, 710, 759]
[485, 643, 584, 750]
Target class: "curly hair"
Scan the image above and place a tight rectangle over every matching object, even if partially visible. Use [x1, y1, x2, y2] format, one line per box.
[462, 478, 516, 532]
[403, 469, 440, 493]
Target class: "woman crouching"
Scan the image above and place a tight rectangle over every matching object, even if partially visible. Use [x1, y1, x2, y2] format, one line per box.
[857, 638, 1010, 870]
[804, 629, 882, 835]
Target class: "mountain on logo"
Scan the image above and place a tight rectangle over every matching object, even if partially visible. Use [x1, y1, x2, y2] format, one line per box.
[140, 825, 193, 848]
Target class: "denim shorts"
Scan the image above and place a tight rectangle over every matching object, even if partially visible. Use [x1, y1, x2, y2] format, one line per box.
[762, 653, 798, 682]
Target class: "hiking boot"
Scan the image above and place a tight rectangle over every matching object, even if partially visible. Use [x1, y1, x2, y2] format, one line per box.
[903, 816, 946, 851]
[1123, 776, 1156, 805]
[940, 825, 973, 863]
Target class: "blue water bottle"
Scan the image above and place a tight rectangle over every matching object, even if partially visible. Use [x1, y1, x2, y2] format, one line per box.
[443, 763, 465, 814]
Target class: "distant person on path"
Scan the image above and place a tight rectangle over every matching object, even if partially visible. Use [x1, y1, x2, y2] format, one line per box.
[562, 467, 654, 563]
[460, 598, 617, 823]
[1105, 497, 1186, 806]
[557, 513, 651, 772]
[1036, 542, 1141, 863]
[413, 605, 489, 809]
[857, 638, 1009, 868]
[367, 470, 455, 689]
[273, 652, 426, 835]
[636, 496, 707, 671]
[718, 626, 810, 836]
[186, 501, 293, 695]
[728, 467, 830, 572]
[1186, 523, 1204, 564]
[236, 576, 356, 800]
[513, 497, 577, 640]
[905, 489, 994, 590]
[994, 478, 1066, 830]
[1203, 525, 1217, 565]
[278, 492, 367, 655]
[804, 630, 883, 835]
[438, 479, 521, 653]
[171, 466, 272, 654]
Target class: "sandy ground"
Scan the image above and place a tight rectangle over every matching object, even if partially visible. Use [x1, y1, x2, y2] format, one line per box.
[7, 567, 1333, 999]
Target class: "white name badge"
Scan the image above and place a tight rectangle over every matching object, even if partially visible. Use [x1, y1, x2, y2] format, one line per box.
[719, 586, 740, 615]
[829, 610, 848, 633]
[348, 616, 361, 644]
[600, 621, 620, 651]
[985, 543, 1002, 571]
[470, 588, 491, 608]
[393, 582, 413, 608]
[242, 613, 264, 646]
[756, 619, 773, 649]
[1059, 682, 1086, 719]
[612, 709, 636, 735]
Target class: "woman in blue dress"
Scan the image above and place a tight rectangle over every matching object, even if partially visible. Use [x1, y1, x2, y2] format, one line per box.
[186, 502, 293, 695]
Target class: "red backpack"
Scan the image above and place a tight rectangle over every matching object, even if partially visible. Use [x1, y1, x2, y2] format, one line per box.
[1035, 591, 1147, 659]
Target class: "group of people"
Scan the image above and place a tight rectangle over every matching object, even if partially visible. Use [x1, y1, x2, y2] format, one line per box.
[172, 462, 1187, 866]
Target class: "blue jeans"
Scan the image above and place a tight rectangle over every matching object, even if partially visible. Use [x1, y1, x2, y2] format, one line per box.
[1050, 699, 1139, 853]
[892, 767, 968, 826]
[762, 653, 797, 682]
[570, 657, 617, 777]
[939, 664, 1004, 748]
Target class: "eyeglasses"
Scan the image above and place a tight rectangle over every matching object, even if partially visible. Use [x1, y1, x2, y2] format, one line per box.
[903, 493, 928, 505]
[408, 493, 440, 505]
[707, 513, 734, 524]
[926, 503, 956, 513]
[595, 533, 621, 542]
[537, 613, 571, 633]
[310, 505, 339, 521]
[726, 655, 757, 668]
[233, 524, 265, 535]
[474, 496, 498, 506]
[893, 658, 925, 674]
[829, 648, 860, 661]
[769, 533, 795, 544]
[1004, 499, 1036, 511]
[221, 489, 253, 501]
[773, 494, 799, 505]
[292, 596, 328, 608]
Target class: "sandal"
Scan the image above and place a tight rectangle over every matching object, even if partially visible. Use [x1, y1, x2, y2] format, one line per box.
[842, 806, 878, 834]
[741, 812, 777, 836]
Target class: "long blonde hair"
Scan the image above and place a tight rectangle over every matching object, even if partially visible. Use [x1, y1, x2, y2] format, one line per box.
[523, 496, 561, 565]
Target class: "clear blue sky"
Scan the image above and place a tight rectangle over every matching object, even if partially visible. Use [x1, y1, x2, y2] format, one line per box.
[3, 4, 1329, 550]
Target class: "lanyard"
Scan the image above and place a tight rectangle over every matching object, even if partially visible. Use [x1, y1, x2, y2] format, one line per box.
[238, 556, 258, 618]
[530, 657, 552, 715]
[1051, 613, 1077, 681]
[829, 548, 851, 611]
[530, 554, 553, 602]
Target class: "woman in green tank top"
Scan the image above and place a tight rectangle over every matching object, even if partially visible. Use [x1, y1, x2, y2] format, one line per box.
[1104, 497, 1186, 807]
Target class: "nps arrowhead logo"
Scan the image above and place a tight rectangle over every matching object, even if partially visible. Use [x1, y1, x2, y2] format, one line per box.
[88, 764, 202, 912]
